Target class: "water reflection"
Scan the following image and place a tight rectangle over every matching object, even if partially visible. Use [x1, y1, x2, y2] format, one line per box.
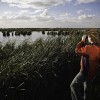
[0, 30, 69, 45]
[0, 31, 48, 45]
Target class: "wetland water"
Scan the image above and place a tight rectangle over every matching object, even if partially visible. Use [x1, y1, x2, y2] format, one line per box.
[0, 31, 68, 45]
[0, 31, 48, 45]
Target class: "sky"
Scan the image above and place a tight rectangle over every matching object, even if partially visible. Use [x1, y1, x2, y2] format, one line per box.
[0, 0, 100, 28]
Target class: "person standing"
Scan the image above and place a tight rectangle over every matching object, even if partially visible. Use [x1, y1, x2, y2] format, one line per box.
[70, 30, 100, 100]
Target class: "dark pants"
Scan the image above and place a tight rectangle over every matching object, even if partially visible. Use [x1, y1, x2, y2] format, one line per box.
[70, 72, 93, 100]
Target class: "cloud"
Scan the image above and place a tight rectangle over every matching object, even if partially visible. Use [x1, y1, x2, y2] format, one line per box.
[54, 13, 78, 23]
[4, 11, 12, 15]
[35, 9, 54, 22]
[13, 16, 32, 20]
[76, 0, 97, 4]
[77, 10, 84, 14]
[78, 14, 95, 20]
[77, 9, 91, 14]
[0, 9, 54, 22]
[0, 9, 96, 25]
[0, 14, 100, 28]
[0, 16, 3, 20]
[33, 9, 43, 14]
[40, 9, 48, 16]
[18, 10, 29, 15]
[35, 16, 52, 22]
[59, 13, 70, 17]
[0, 10, 32, 21]
[1, 0, 72, 9]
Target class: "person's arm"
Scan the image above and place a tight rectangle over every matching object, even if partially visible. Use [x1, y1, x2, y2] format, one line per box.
[75, 35, 88, 55]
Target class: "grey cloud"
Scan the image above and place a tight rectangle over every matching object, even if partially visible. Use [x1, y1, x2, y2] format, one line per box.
[1, 0, 72, 9]
[14, 16, 31, 20]
[35, 15, 54, 22]
[29, 1, 59, 7]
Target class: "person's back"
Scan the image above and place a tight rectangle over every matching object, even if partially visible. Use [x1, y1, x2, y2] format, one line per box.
[88, 44, 100, 79]
[76, 44, 100, 79]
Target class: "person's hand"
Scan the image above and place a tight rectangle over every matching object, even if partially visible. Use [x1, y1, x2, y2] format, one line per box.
[82, 35, 87, 42]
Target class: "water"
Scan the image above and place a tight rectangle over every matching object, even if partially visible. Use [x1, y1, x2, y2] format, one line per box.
[0, 31, 48, 45]
[0, 31, 69, 46]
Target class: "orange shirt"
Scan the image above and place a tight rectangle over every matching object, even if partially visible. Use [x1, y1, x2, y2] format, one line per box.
[75, 41, 100, 79]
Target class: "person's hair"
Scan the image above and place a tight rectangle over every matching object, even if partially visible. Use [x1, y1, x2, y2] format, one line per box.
[88, 29, 100, 44]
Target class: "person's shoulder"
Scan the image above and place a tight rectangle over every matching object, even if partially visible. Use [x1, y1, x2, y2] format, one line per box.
[94, 44, 100, 48]
[84, 44, 95, 49]
[86, 44, 100, 47]
[84, 44, 90, 48]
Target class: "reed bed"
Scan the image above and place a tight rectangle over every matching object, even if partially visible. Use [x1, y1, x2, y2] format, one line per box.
[0, 33, 99, 100]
